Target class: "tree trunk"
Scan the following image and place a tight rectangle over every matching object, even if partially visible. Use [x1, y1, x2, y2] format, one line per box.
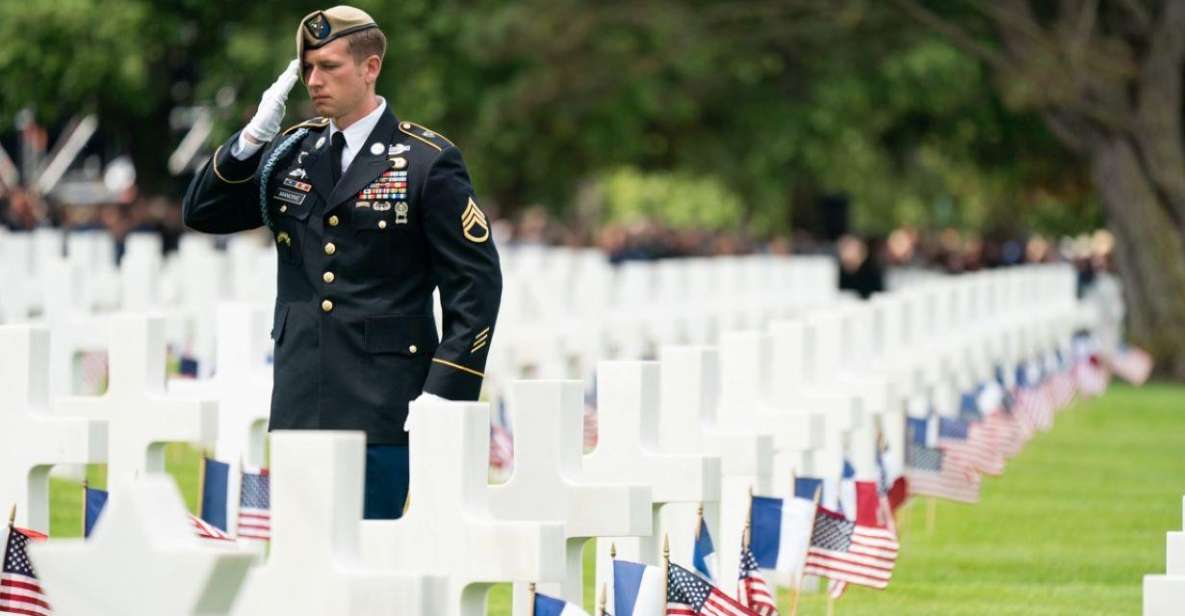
[1087, 134, 1185, 379]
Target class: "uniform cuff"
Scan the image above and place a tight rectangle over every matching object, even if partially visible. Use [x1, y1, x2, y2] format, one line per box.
[232, 133, 264, 160]
[211, 131, 262, 184]
[423, 358, 484, 401]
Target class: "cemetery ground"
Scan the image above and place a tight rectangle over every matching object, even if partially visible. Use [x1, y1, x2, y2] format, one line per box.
[41, 383, 1184, 615]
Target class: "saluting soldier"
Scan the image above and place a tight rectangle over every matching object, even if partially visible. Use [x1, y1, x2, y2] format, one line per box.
[182, 5, 502, 519]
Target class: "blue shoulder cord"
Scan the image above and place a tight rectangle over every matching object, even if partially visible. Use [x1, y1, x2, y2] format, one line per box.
[259, 128, 309, 231]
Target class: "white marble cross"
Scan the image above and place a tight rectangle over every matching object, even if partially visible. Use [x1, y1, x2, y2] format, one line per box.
[232, 431, 446, 615]
[0, 230, 33, 324]
[54, 313, 218, 483]
[169, 302, 273, 536]
[119, 232, 163, 311]
[833, 306, 899, 477]
[657, 345, 775, 597]
[0, 325, 107, 532]
[765, 319, 859, 488]
[1144, 496, 1185, 616]
[30, 475, 256, 616]
[359, 399, 566, 616]
[585, 361, 722, 607]
[488, 380, 652, 614]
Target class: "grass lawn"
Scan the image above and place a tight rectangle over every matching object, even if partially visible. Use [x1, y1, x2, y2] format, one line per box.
[45, 383, 1185, 615]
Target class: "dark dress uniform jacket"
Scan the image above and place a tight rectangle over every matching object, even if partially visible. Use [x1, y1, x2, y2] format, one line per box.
[182, 109, 501, 445]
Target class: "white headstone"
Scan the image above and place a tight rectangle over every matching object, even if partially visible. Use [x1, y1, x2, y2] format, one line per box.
[168, 303, 272, 536]
[1144, 496, 1185, 616]
[585, 361, 722, 607]
[232, 431, 446, 615]
[488, 380, 652, 613]
[30, 475, 255, 616]
[658, 345, 775, 597]
[359, 399, 566, 616]
[0, 325, 107, 532]
[54, 313, 218, 483]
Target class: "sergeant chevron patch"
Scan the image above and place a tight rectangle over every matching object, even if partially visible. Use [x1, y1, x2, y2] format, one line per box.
[461, 197, 489, 243]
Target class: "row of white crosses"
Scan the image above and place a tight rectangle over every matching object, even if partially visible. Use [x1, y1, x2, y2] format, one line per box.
[491, 249, 838, 387]
[1144, 496, 1185, 615]
[2, 315, 571, 615]
[3, 260, 1087, 614]
[0, 229, 278, 384]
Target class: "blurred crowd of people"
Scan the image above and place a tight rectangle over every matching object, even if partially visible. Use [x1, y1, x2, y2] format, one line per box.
[2, 191, 1114, 298]
[1, 187, 186, 257]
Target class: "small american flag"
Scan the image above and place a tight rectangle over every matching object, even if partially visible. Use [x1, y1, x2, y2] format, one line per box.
[1, 527, 51, 616]
[583, 376, 599, 452]
[489, 398, 514, 475]
[938, 417, 1003, 476]
[905, 440, 980, 505]
[667, 561, 757, 616]
[85, 485, 232, 543]
[189, 514, 233, 541]
[1011, 381, 1042, 443]
[803, 481, 898, 594]
[737, 544, 778, 615]
[1107, 346, 1154, 386]
[238, 467, 271, 542]
[1074, 354, 1110, 397]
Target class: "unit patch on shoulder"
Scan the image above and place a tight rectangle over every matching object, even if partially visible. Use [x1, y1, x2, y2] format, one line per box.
[461, 197, 489, 243]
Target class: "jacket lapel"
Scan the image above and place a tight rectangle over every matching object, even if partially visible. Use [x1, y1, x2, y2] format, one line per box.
[326, 109, 399, 213]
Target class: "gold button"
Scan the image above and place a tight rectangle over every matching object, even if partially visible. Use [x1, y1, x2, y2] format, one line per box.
[324, 242, 336, 255]
[378, 220, 388, 229]
[328, 215, 339, 227]
[408, 345, 417, 354]
[280, 205, 288, 213]
[321, 299, 334, 312]
[401, 122, 411, 130]
[323, 271, 335, 284]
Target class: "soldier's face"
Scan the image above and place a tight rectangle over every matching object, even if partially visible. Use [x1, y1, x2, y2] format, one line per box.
[303, 39, 375, 119]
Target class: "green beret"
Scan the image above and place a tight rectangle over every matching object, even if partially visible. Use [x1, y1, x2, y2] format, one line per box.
[297, 6, 379, 75]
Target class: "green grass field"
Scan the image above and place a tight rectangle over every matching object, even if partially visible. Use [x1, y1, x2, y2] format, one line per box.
[45, 383, 1185, 614]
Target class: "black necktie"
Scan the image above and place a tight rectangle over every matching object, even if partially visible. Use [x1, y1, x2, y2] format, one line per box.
[330, 132, 346, 185]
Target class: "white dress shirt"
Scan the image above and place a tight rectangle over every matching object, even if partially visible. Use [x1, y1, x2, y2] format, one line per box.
[232, 96, 388, 178]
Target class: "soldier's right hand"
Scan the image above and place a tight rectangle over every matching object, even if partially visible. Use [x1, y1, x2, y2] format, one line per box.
[242, 59, 302, 145]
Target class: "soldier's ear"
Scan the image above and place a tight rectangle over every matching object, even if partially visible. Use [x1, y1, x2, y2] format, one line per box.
[364, 55, 382, 85]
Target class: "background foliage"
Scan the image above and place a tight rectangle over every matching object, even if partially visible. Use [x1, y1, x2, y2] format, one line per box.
[0, 0, 1099, 238]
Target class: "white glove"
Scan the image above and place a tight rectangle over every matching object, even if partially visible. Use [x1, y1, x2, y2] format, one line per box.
[404, 392, 451, 431]
[242, 59, 302, 145]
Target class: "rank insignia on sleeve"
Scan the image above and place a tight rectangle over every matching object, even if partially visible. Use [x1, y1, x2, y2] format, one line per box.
[461, 197, 490, 243]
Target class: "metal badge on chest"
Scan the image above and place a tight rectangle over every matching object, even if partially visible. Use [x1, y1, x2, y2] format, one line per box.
[354, 145, 411, 226]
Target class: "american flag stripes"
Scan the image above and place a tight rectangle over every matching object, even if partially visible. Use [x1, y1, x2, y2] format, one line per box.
[189, 514, 233, 542]
[737, 544, 778, 615]
[937, 417, 1003, 476]
[667, 562, 757, 616]
[237, 467, 271, 542]
[87, 485, 233, 543]
[979, 407, 1023, 460]
[905, 440, 981, 504]
[802, 508, 885, 590]
[584, 379, 599, 452]
[1107, 346, 1153, 386]
[489, 398, 514, 474]
[1, 527, 50, 616]
[803, 481, 898, 593]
